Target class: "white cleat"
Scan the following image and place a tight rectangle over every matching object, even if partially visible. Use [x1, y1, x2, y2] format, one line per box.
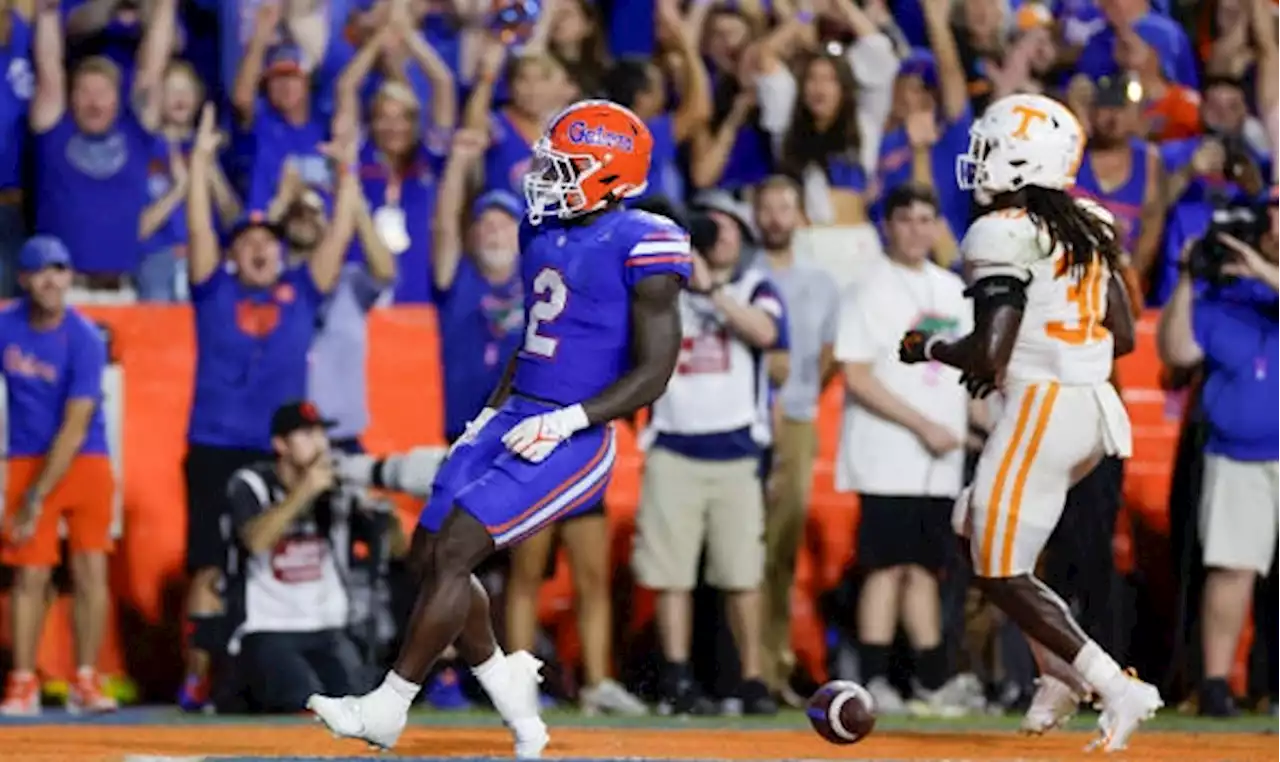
[306, 693, 407, 752]
[1087, 673, 1163, 752]
[1021, 675, 1082, 734]
[505, 651, 550, 759]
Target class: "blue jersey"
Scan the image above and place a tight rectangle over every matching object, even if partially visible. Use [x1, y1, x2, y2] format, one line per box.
[419, 207, 691, 547]
[511, 208, 693, 405]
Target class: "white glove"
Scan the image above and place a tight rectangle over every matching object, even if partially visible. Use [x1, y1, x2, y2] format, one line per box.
[449, 407, 498, 456]
[500, 404, 590, 463]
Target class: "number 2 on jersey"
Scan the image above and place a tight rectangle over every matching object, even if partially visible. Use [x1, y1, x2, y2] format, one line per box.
[524, 267, 568, 358]
[1045, 259, 1109, 345]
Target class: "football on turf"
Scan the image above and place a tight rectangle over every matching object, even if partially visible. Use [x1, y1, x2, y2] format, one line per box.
[806, 680, 877, 745]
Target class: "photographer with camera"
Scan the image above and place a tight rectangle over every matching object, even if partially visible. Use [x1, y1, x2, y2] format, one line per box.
[1155, 77, 1269, 304]
[220, 401, 379, 713]
[632, 192, 788, 716]
[1156, 190, 1279, 717]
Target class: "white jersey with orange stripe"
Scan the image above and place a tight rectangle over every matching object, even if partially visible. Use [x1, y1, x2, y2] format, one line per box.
[960, 203, 1116, 386]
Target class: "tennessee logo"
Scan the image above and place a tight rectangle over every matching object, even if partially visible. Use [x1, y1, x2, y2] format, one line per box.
[566, 121, 634, 152]
[1010, 105, 1048, 139]
[3, 345, 57, 382]
[236, 302, 281, 337]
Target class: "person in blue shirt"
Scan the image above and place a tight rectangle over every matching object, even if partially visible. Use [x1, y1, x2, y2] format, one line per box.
[876, 0, 972, 245]
[333, 16, 456, 303]
[0, 236, 115, 717]
[688, 6, 773, 194]
[1076, 0, 1198, 88]
[0, 2, 33, 297]
[138, 60, 243, 302]
[1156, 204, 1279, 717]
[232, 2, 333, 214]
[30, 0, 176, 284]
[176, 103, 360, 713]
[602, 1, 712, 207]
[468, 37, 578, 196]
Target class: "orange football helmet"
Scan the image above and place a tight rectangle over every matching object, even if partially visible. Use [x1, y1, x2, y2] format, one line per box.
[523, 99, 653, 224]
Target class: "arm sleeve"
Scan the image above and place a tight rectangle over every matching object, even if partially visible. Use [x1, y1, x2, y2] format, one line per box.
[833, 287, 881, 363]
[748, 278, 788, 349]
[67, 323, 107, 403]
[623, 217, 693, 289]
[227, 468, 271, 532]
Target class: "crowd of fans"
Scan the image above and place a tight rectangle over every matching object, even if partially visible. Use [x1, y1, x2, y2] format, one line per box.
[0, 0, 1275, 722]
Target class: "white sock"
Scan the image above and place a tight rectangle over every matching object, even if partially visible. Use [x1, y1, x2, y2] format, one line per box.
[473, 647, 540, 727]
[371, 671, 421, 714]
[1071, 641, 1126, 701]
[472, 647, 516, 716]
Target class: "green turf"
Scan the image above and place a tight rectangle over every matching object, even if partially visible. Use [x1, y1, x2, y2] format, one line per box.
[138, 706, 1279, 735]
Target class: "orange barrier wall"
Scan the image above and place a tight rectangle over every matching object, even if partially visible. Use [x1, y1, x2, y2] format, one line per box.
[6, 308, 1191, 696]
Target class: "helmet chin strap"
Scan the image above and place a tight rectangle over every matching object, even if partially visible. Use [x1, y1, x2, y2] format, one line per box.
[974, 188, 993, 206]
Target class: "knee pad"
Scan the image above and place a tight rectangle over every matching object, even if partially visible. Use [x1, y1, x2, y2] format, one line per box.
[186, 614, 229, 653]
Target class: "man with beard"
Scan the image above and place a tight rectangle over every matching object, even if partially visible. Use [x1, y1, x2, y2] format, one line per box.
[752, 176, 839, 704]
[0, 236, 116, 715]
[177, 103, 359, 712]
[1070, 74, 1165, 287]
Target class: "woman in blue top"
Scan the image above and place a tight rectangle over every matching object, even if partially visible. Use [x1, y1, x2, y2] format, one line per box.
[30, 0, 175, 286]
[689, 6, 774, 194]
[333, 13, 456, 304]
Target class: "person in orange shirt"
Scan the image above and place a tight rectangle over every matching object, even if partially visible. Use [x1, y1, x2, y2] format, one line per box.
[1115, 15, 1203, 141]
[0, 237, 116, 717]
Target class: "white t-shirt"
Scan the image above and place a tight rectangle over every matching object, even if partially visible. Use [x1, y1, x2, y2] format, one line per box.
[834, 258, 972, 497]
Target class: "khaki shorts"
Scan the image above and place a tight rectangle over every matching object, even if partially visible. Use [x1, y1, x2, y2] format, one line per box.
[1199, 455, 1280, 574]
[631, 447, 764, 591]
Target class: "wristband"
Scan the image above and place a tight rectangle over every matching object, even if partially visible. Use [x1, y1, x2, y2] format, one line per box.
[795, 10, 814, 23]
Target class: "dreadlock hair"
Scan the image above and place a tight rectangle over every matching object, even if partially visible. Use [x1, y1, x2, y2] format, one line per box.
[984, 186, 1123, 278]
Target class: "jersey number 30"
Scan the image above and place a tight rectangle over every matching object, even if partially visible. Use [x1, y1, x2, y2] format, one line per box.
[1045, 260, 1109, 345]
[524, 267, 568, 358]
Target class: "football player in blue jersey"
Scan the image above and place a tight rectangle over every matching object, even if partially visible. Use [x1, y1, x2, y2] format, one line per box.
[308, 100, 692, 757]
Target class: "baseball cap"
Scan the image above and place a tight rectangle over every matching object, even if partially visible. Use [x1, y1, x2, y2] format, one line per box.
[271, 401, 336, 438]
[898, 48, 938, 90]
[264, 44, 306, 78]
[1095, 73, 1142, 108]
[472, 190, 524, 222]
[18, 235, 72, 273]
[225, 211, 284, 246]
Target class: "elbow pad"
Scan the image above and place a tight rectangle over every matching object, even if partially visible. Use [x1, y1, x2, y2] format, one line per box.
[964, 275, 1030, 313]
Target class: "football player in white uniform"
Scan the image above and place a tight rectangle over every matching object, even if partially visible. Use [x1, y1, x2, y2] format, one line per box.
[896, 94, 1161, 752]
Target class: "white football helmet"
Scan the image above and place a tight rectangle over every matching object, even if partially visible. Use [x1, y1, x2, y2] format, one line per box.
[956, 94, 1085, 197]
